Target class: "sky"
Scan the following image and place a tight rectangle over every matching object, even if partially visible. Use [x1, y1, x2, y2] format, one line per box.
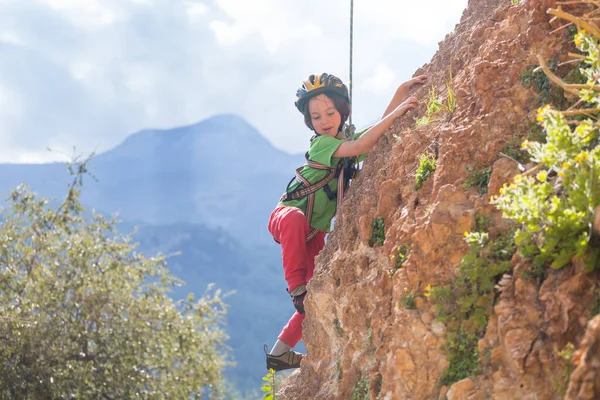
[0, 0, 469, 163]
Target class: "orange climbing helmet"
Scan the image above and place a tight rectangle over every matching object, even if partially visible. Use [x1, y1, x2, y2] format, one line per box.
[295, 73, 349, 114]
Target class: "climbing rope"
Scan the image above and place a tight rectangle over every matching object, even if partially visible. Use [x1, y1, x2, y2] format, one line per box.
[348, 0, 354, 132]
[343, 0, 356, 142]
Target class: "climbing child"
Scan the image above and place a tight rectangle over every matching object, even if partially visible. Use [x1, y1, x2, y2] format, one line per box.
[265, 72, 426, 371]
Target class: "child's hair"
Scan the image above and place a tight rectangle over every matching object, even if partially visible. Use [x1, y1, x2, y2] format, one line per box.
[302, 91, 350, 133]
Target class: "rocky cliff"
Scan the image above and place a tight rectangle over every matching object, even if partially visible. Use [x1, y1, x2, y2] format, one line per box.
[277, 0, 600, 399]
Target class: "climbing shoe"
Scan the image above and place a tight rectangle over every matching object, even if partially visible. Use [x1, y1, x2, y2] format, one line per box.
[264, 344, 304, 371]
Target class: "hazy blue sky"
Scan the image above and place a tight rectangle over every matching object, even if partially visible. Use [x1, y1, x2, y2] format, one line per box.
[0, 0, 468, 162]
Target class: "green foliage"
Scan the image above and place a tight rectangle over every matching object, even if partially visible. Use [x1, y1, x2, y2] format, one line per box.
[552, 343, 575, 396]
[389, 245, 409, 277]
[414, 76, 457, 126]
[415, 151, 437, 190]
[431, 231, 516, 386]
[462, 166, 492, 195]
[493, 114, 600, 271]
[444, 69, 457, 116]
[520, 61, 567, 108]
[369, 217, 385, 246]
[474, 212, 492, 233]
[502, 122, 547, 165]
[425, 86, 443, 116]
[494, 29, 600, 273]
[415, 86, 443, 127]
[439, 329, 480, 387]
[336, 357, 343, 381]
[415, 116, 432, 127]
[567, 25, 578, 39]
[400, 287, 417, 309]
[352, 377, 370, 400]
[0, 159, 231, 399]
[334, 318, 345, 337]
[363, 327, 375, 355]
[261, 369, 276, 400]
[511, 0, 520, 5]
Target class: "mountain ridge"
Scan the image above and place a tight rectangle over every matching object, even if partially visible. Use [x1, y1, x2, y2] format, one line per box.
[0, 113, 305, 245]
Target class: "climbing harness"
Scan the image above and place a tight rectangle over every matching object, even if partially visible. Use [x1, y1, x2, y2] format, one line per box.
[279, 145, 351, 242]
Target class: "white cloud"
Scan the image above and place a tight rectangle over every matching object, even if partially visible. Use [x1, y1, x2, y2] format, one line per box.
[35, 0, 119, 28]
[0, 30, 24, 45]
[361, 63, 397, 95]
[0, 0, 468, 162]
[184, 1, 208, 22]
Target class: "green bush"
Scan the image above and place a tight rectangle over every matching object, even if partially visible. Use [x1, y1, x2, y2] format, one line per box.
[352, 377, 370, 400]
[370, 217, 385, 246]
[400, 288, 417, 309]
[462, 166, 492, 195]
[520, 61, 567, 108]
[415, 152, 437, 190]
[0, 160, 230, 399]
[389, 245, 409, 277]
[431, 231, 515, 386]
[494, 29, 600, 272]
[502, 122, 546, 164]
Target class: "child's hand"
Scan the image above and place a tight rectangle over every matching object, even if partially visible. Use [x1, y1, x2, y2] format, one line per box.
[394, 96, 419, 116]
[402, 75, 428, 91]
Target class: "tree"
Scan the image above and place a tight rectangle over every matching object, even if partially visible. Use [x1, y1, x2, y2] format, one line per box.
[0, 159, 231, 399]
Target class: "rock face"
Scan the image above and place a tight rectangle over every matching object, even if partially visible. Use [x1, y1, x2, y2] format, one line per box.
[276, 0, 600, 399]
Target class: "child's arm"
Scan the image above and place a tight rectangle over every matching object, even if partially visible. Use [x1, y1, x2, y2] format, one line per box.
[382, 75, 427, 119]
[333, 96, 420, 158]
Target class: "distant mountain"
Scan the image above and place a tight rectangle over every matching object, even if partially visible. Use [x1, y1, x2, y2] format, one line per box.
[0, 114, 305, 246]
[87, 114, 304, 245]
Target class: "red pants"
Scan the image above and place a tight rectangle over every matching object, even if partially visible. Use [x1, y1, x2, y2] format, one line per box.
[268, 206, 326, 347]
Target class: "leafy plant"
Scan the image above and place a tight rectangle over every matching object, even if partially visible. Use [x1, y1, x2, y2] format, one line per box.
[400, 287, 417, 309]
[462, 166, 492, 195]
[502, 122, 547, 164]
[439, 329, 480, 386]
[520, 61, 567, 108]
[364, 327, 376, 355]
[415, 151, 437, 190]
[493, 113, 600, 271]
[415, 116, 432, 127]
[474, 212, 492, 233]
[425, 85, 443, 116]
[431, 230, 515, 386]
[552, 343, 575, 396]
[352, 377, 370, 400]
[336, 357, 343, 381]
[334, 318, 345, 337]
[415, 86, 443, 127]
[494, 27, 600, 273]
[444, 69, 457, 116]
[0, 158, 231, 399]
[261, 369, 277, 400]
[414, 77, 457, 126]
[370, 216, 385, 246]
[389, 245, 409, 277]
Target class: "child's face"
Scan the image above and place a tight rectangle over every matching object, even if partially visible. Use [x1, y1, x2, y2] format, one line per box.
[308, 94, 342, 138]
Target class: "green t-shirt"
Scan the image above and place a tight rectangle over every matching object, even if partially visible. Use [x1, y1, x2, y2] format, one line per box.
[278, 129, 368, 232]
